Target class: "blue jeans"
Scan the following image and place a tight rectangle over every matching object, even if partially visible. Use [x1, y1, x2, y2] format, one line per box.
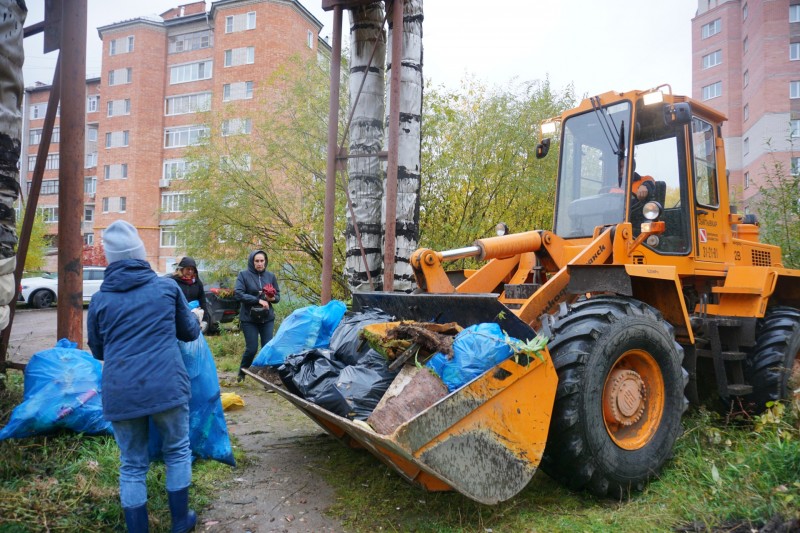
[239, 319, 274, 369]
[111, 404, 192, 508]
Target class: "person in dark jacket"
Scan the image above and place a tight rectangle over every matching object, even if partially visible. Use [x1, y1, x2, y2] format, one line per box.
[87, 220, 200, 533]
[235, 249, 280, 381]
[171, 256, 209, 331]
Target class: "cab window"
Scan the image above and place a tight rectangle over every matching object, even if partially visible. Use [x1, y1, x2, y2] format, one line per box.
[691, 118, 719, 207]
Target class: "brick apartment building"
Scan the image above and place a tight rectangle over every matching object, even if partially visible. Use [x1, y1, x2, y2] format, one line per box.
[692, 0, 800, 214]
[21, 0, 326, 272]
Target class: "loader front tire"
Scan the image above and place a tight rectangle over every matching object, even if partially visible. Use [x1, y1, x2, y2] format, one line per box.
[741, 306, 800, 413]
[540, 295, 688, 498]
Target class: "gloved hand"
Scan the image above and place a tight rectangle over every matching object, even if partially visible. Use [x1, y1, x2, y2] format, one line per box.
[262, 283, 276, 299]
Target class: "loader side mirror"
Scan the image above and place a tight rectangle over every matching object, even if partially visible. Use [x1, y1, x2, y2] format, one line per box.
[536, 138, 551, 159]
[663, 102, 692, 127]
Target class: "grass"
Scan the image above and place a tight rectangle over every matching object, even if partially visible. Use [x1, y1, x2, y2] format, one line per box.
[3, 305, 798, 531]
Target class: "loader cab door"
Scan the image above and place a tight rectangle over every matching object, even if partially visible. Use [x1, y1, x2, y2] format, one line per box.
[690, 117, 725, 263]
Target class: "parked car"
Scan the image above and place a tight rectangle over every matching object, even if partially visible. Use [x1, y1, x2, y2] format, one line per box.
[19, 266, 106, 309]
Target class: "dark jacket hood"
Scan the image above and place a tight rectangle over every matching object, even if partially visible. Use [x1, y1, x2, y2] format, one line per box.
[101, 259, 157, 292]
[247, 249, 268, 274]
[178, 256, 197, 269]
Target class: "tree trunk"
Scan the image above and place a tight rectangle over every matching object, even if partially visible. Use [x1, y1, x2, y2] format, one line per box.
[385, 0, 423, 292]
[345, 3, 386, 292]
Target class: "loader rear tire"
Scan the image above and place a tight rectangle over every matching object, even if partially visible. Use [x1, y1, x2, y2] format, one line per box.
[540, 295, 688, 498]
[740, 306, 800, 413]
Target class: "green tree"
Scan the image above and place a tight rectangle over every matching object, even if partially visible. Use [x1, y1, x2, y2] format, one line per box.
[755, 145, 800, 268]
[419, 78, 575, 256]
[16, 208, 48, 272]
[178, 55, 350, 302]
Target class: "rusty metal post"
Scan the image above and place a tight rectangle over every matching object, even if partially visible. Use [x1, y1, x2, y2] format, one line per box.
[321, 5, 344, 304]
[57, 0, 86, 344]
[383, 0, 403, 292]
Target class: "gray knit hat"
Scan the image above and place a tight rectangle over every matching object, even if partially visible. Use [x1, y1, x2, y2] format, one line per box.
[103, 220, 146, 263]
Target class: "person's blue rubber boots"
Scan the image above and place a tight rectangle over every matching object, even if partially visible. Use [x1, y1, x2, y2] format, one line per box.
[167, 488, 196, 533]
[123, 503, 149, 532]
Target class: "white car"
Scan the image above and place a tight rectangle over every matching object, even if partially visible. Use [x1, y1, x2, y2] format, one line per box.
[19, 266, 106, 309]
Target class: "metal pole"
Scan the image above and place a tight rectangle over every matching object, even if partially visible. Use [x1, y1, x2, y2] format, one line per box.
[383, 0, 403, 292]
[57, 0, 86, 344]
[321, 5, 343, 304]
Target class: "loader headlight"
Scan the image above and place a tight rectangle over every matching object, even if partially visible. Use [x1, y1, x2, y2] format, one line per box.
[642, 201, 662, 221]
[495, 222, 509, 236]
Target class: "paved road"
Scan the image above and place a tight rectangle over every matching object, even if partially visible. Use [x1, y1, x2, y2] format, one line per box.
[6, 307, 90, 365]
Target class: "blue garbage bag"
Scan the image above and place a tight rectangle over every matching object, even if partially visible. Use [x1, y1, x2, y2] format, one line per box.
[149, 334, 235, 466]
[425, 323, 516, 392]
[0, 339, 112, 440]
[253, 300, 347, 367]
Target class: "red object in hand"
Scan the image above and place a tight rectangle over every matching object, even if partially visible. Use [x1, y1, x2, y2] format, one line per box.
[262, 283, 276, 298]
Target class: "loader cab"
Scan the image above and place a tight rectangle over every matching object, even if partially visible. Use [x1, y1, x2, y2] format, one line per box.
[552, 90, 693, 255]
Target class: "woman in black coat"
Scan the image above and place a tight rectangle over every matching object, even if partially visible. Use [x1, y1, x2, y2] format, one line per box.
[234, 249, 280, 381]
[171, 257, 209, 329]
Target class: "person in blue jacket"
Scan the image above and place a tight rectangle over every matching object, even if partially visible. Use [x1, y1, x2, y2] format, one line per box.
[234, 249, 280, 381]
[88, 220, 200, 533]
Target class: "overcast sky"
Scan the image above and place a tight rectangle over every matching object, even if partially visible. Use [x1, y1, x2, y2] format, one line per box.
[22, 0, 699, 99]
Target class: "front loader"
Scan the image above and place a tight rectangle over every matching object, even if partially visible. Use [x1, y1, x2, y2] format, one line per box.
[248, 86, 800, 503]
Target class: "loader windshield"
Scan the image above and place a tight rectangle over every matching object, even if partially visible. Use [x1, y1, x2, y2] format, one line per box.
[554, 101, 631, 238]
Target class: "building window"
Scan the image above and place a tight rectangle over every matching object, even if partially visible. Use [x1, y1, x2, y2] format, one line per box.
[701, 18, 721, 39]
[107, 98, 131, 117]
[702, 81, 722, 100]
[791, 4, 800, 23]
[83, 233, 94, 246]
[87, 95, 99, 113]
[84, 176, 97, 194]
[224, 47, 255, 67]
[84, 206, 94, 222]
[38, 206, 58, 223]
[792, 157, 800, 176]
[165, 92, 211, 115]
[161, 192, 191, 213]
[225, 11, 256, 33]
[102, 196, 126, 213]
[160, 228, 178, 248]
[743, 70, 749, 88]
[168, 29, 213, 53]
[221, 118, 252, 136]
[743, 3, 748, 20]
[743, 137, 749, 155]
[792, 119, 800, 137]
[744, 171, 750, 189]
[743, 104, 749, 121]
[108, 67, 132, 86]
[702, 50, 722, 69]
[220, 154, 252, 171]
[29, 126, 60, 145]
[791, 81, 800, 99]
[307, 29, 313, 49]
[28, 153, 59, 170]
[105, 130, 130, 148]
[164, 125, 209, 148]
[792, 43, 800, 61]
[29, 103, 48, 119]
[163, 158, 196, 180]
[103, 163, 128, 180]
[109, 35, 134, 55]
[85, 152, 97, 168]
[87, 125, 97, 142]
[170, 60, 212, 84]
[222, 81, 254, 102]
[35, 179, 59, 195]
[743, 36, 749, 54]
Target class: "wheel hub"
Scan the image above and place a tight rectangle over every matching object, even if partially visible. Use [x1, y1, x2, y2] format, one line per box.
[604, 369, 646, 426]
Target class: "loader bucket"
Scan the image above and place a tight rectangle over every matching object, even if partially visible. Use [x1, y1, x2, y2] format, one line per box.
[246, 293, 558, 504]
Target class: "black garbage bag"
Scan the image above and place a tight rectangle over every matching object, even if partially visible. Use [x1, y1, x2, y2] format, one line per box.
[329, 308, 394, 366]
[278, 349, 351, 417]
[334, 349, 399, 420]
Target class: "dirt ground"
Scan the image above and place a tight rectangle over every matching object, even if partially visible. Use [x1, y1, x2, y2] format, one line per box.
[199, 370, 347, 533]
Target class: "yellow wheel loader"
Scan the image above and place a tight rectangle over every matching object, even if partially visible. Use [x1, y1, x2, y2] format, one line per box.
[247, 86, 800, 504]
